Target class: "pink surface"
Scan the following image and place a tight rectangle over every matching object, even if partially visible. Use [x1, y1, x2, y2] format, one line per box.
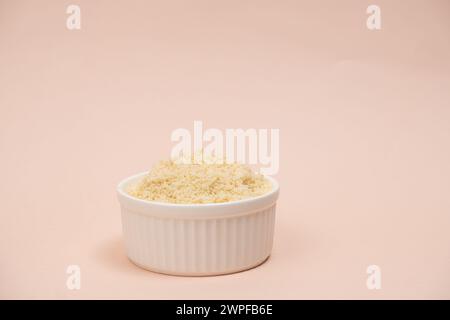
[1, 0, 449, 299]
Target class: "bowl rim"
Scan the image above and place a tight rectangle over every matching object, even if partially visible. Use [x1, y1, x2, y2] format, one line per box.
[117, 171, 279, 209]
[117, 171, 279, 218]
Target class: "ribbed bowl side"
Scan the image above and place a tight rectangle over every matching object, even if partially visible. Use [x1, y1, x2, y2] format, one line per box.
[121, 204, 276, 276]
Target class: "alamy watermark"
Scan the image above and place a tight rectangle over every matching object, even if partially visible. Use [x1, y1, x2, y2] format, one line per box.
[66, 265, 81, 290]
[171, 121, 279, 175]
[366, 265, 381, 290]
[366, 5, 381, 30]
[66, 5, 81, 30]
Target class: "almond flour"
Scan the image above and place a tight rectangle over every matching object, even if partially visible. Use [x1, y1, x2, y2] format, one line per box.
[127, 160, 272, 204]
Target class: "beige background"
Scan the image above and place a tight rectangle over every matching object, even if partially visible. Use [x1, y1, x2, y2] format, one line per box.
[1, 0, 449, 299]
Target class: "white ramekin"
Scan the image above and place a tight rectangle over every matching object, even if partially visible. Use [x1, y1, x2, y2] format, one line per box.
[117, 172, 279, 276]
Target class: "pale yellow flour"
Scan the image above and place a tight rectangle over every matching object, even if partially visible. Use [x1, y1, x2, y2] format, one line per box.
[127, 160, 272, 204]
